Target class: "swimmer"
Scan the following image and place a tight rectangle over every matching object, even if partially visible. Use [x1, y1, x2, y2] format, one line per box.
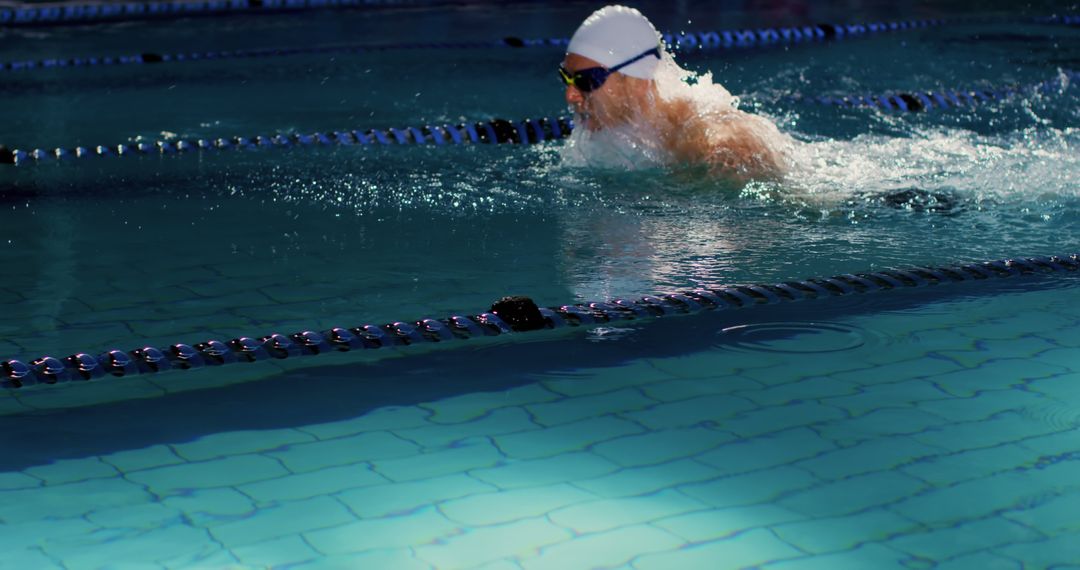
[560, 5, 789, 180]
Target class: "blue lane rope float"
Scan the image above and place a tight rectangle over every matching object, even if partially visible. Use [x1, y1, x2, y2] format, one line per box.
[4, 14, 1075, 73]
[0, 0, 452, 27]
[3, 254, 1077, 389]
[0, 0, 1073, 30]
[0, 116, 574, 166]
[2, 69, 1074, 167]
[0, 18, 953, 73]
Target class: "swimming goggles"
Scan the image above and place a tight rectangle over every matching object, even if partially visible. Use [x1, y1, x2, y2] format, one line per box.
[558, 46, 661, 93]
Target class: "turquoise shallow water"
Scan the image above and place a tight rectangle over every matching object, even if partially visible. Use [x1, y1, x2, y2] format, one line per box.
[1, 1, 1080, 568]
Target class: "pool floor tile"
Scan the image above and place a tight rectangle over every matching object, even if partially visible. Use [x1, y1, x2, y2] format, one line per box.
[914, 389, 1052, 422]
[759, 543, 912, 569]
[0, 471, 42, 491]
[439, 483, 598, 527]
[547, 489, 708, 534]
[171, 428, 316, 462]
[719, 401, 848, 439]
[337, 473, 497, 518]
[889, 471, 1039, 526]
[592, 427, 736, 468]
[303, 506, 459, 555]
[821, 379, 950, 417]
[623, 394, 757, 430]
[632, 528, 803, 570]
[993, 534, 1080, 568]
[289, 548, 435, 570]
[910, 412, 1064, 453]
[815, 408, 950, 447]
[638, 376, 764, 402]
[696, 427, 838, 477]
[733, 376, 859, 407]
[125, 454, 288, 495]
[521, 524, 684, 570]
[0, 548, 66, 570]
[678, 466, 820, 509]
[1003, 491, 1080, 534]
[371, 437, 504, 482]
[230, 534, 321, 567]
[652, 504, 806, 543]
[100, 444, 186, 473]
[395, 407, 541, 448]
[900, 442, 1037, 486]
[22, 457, 119, 485]
[298, 406, 433, 440]
[267, 431, 420, 473]
[161, 487, 256, 527]
[0, 477, 153, 523]
[491, 416, 644, 460]
[45, 524, 213, 570]
[886, 517, 1043, 562]
[236, 462, 389, 503]
[415, 516, 572, 570]
[932, 551, 1023, 570]
[423, 385, 561, 424]
[776, 471, 928, 518]
[470, 451, 621, 489]
[86, 501, 183, 529]
[571, 458, 718, 498]
[932, 359, 1067, 398]
[525, 388, 657, 426]
[795, 436, 944, 481]
[209, 495, 357, 547]
[0, 517, 98, 552]
[771, 509, 921, 554]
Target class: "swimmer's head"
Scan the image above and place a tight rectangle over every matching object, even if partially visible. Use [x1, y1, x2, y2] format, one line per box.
[560, 5, 662, 130]
[566, 5, 661, 80]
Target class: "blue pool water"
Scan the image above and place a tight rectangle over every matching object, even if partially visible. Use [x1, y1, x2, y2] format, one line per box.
[1, 1, 1080, 568]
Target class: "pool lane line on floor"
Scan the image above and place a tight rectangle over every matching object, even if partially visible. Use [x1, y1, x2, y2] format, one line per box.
[2, 254, 1078, 390]
[2, 69, 1075, 167]
[0, 18, 950, 74]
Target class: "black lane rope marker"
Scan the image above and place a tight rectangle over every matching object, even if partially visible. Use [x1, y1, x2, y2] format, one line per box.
[3, 254, 1077, 390]
[2, 69, 1073, 167]
[0, 18, 956, 73]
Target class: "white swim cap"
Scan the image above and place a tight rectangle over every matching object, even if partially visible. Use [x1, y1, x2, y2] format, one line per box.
[567, 5, 661, 80]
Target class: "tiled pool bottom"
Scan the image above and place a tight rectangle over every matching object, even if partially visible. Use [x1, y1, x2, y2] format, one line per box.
[3, 282, 1080, 570]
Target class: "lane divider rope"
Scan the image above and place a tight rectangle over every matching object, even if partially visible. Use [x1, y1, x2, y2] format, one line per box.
[1, 0, 1075, 30]
[0, 18, 955, 72]
[0, 0, 446, 27]
[2, 70, 1074, 166]
[3, 254, 1077, 389]
[0, 116, 575, 165]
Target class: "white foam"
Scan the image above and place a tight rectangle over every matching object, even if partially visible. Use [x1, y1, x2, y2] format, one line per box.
[784, 125, 1080, 206]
